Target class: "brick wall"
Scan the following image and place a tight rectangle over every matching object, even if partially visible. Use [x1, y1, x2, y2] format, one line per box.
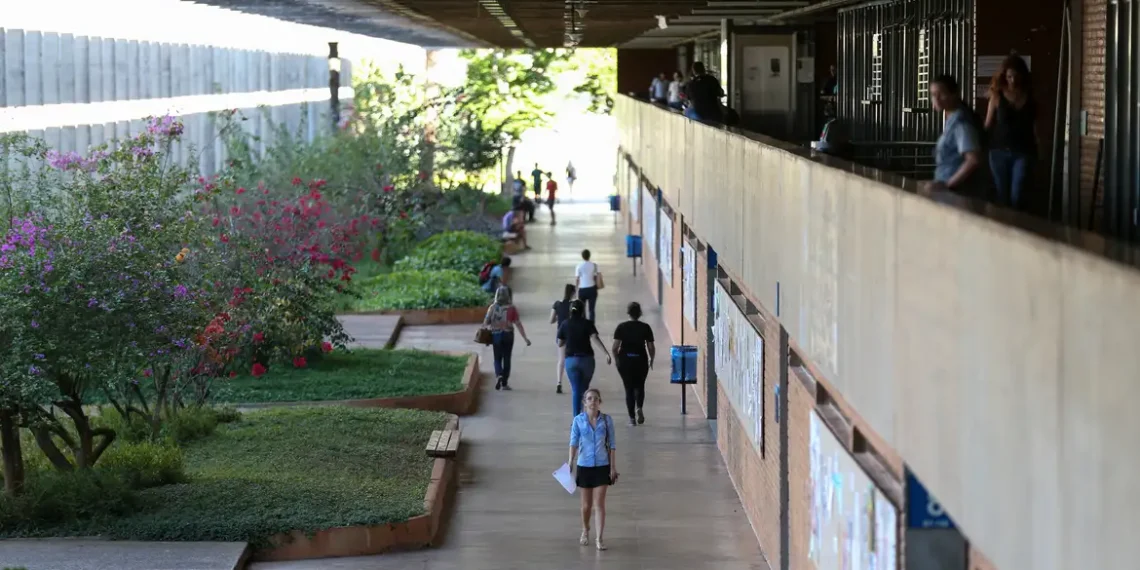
[1080, 0, 1107, 226]
[788, 369, 816, 570]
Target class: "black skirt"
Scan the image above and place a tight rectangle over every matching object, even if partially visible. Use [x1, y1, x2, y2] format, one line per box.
[575, 465, 612, 489]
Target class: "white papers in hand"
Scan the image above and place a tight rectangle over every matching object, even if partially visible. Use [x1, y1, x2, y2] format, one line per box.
[553, 463, 576, 494]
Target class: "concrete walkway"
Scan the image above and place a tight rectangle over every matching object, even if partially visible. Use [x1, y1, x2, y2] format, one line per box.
[253, 203, 769, 570]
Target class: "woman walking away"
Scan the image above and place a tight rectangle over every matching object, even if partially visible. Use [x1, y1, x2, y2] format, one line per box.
[612, 302, 656, 426]
[569, 388, 618, 551]
[484, 286, 531, 390]
[574, 249, 602, 322]
[557, 300, 612, 416]
[984, 55, 1036, 210]
[550, 283, 576, 394]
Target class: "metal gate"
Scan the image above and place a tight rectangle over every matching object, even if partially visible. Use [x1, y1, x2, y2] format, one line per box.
[1104, 0, 1140, 241]
[838, 0, 975, 145]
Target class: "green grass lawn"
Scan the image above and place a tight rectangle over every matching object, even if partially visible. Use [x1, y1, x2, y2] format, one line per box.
[220, 349, 468, 403]
[6, 407, 448, 545]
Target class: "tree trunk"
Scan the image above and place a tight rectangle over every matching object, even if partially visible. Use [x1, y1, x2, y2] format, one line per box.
[420, 49, 439, 182]
[503, 145, 517, 198]
[0, 410, 25, 496]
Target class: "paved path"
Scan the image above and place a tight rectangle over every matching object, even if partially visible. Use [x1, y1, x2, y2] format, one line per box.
[0, 539, 248, 570]
[253, 203, 769, 570]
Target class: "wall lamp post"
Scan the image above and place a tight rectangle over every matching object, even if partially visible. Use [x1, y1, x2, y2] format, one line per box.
[328, 42, 341, 132]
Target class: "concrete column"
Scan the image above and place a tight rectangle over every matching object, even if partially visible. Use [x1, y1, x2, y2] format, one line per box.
[44, 127, 61, 153]
[73, 36, 89, 104]
[88, 37, 105, 104]
[171, 44, 187, 98]
[158, 43, 171, 98]
[100, 38, 114, 103]
[59, 34, 76, 104]
[74, 125, 89, 154]
[89, 123, 105, 147]
[24, 30, 43, 106]
[115, 120, 129, 141]
[113, 39, 128, 101]
[144, 42, 160, 100]
[126, 39, 139, 100]
[3, 29, 26, 107]
[41, 32, 60, 105]
[188, 45, 201, 96]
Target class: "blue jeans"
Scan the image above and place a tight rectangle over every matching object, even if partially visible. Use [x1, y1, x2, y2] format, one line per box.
[491, 331, 515, 383]
[565, 355, 596, 417]
[989, 149, 1033, 210]
[683, 107, 702, 121]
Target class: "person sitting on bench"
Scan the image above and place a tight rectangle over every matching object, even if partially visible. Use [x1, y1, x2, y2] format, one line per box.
[502, 206, 530, 250]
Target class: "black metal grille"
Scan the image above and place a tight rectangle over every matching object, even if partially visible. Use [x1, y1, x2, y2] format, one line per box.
[837, 0, 975, 145]
[1104, 0, 1140, 241]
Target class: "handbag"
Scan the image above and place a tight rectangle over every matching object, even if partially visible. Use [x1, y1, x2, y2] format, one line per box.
[595, 270, 605, 290]
[474, 327, 493, 345]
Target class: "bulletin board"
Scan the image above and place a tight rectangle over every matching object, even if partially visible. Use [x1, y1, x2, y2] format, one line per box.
[682, 239, 696, 328]
[658, 206, 673, 285]
[713, 281, 764, 450]
[809, 412, 899, 570]
[642, 185, 657, 259]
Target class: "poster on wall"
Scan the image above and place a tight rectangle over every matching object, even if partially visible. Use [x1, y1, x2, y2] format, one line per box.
[682, 241, 696, 328]
[809, 412, 899, 570]
[630, 169, 640, 222]
[713, 282, 764, 449]
[659, 209, 673, 285]
[642, 186, 657, 258]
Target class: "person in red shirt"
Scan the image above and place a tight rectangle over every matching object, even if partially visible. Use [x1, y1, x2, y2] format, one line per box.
[545, 172, 558, 225]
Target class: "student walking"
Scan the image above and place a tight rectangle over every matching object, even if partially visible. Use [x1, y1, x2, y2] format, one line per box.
[557, 300, 612, 417]
[574, 249, 603, 322]
[549, 284, 576, 394]
[545, 172, 558, 225]
[612, 302, 656, 426]
[569, 388, 618, 551]
[483, 286, 531, 391]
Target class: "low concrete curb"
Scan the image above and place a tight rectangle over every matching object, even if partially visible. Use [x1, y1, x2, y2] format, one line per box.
[344, 306, 487, 326]
[253, 415, 461, 562]
[235, 352, 481, 416]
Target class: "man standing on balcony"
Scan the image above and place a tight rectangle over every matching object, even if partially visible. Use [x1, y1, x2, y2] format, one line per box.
[683, 62, 725, 123]
[649, 72, 669, 104]
[927, 75, 984, 196]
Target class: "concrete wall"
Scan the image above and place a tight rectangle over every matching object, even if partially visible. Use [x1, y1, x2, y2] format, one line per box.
[1, 27, 355, 175]
[617, 94, 1140, 570]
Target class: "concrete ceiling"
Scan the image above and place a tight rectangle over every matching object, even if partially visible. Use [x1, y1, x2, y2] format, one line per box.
[189, 0, 832, 49]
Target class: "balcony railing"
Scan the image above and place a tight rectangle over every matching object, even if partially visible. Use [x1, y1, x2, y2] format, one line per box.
[616, 94, 1140, 570]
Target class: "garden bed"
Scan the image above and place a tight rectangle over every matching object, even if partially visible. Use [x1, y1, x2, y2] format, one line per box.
[0, 407, 451, 551]
[345, 270, 491, 315]
[221, 349, 470, 406]
[231, 350, 482, 415]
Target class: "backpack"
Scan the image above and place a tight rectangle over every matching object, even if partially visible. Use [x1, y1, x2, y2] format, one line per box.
[478, 262, 496, 285]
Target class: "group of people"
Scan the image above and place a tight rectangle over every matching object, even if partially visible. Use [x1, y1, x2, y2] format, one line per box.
[502, 162, 578, 249]
[928, 54, 1037, 211]
[478, 248, 658, 550]
[649, 62, 728, 124]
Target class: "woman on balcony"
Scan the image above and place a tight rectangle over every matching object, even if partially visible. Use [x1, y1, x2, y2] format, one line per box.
[984, 55, 1036, 211]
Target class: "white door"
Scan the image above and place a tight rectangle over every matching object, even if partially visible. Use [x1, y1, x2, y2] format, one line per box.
[741, 45, 791, 115]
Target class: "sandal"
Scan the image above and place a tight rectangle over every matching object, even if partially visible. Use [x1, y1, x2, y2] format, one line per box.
[596, 539, 607, 551]
[579, 530, 589, 546]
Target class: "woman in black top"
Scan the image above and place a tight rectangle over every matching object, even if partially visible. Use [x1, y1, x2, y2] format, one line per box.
[611, 302, 656, 426]
[557, 300, 613, 417]
[549, 284, 576, 394]
[984, 55, 1036, 210]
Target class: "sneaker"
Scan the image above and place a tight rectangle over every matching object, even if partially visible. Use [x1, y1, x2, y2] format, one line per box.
[637, 408, 645, 425]
[495, 377, 503, 390]
[501, 383, 513, 391]
[556, 384, 563, 394]
[627, 418, 637, 427]
[596, 539, 607, 551]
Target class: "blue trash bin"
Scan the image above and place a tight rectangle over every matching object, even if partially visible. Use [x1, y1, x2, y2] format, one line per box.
[670, 345, 698, 384]
[609, 194, 621, 211]
[625, 235, 643, 258]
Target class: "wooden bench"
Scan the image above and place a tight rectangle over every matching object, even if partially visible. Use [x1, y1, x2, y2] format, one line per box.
[425, 429, 461, 458]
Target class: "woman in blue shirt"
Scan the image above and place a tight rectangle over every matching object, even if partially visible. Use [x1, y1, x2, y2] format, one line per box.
[569, 387, 618, 551]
